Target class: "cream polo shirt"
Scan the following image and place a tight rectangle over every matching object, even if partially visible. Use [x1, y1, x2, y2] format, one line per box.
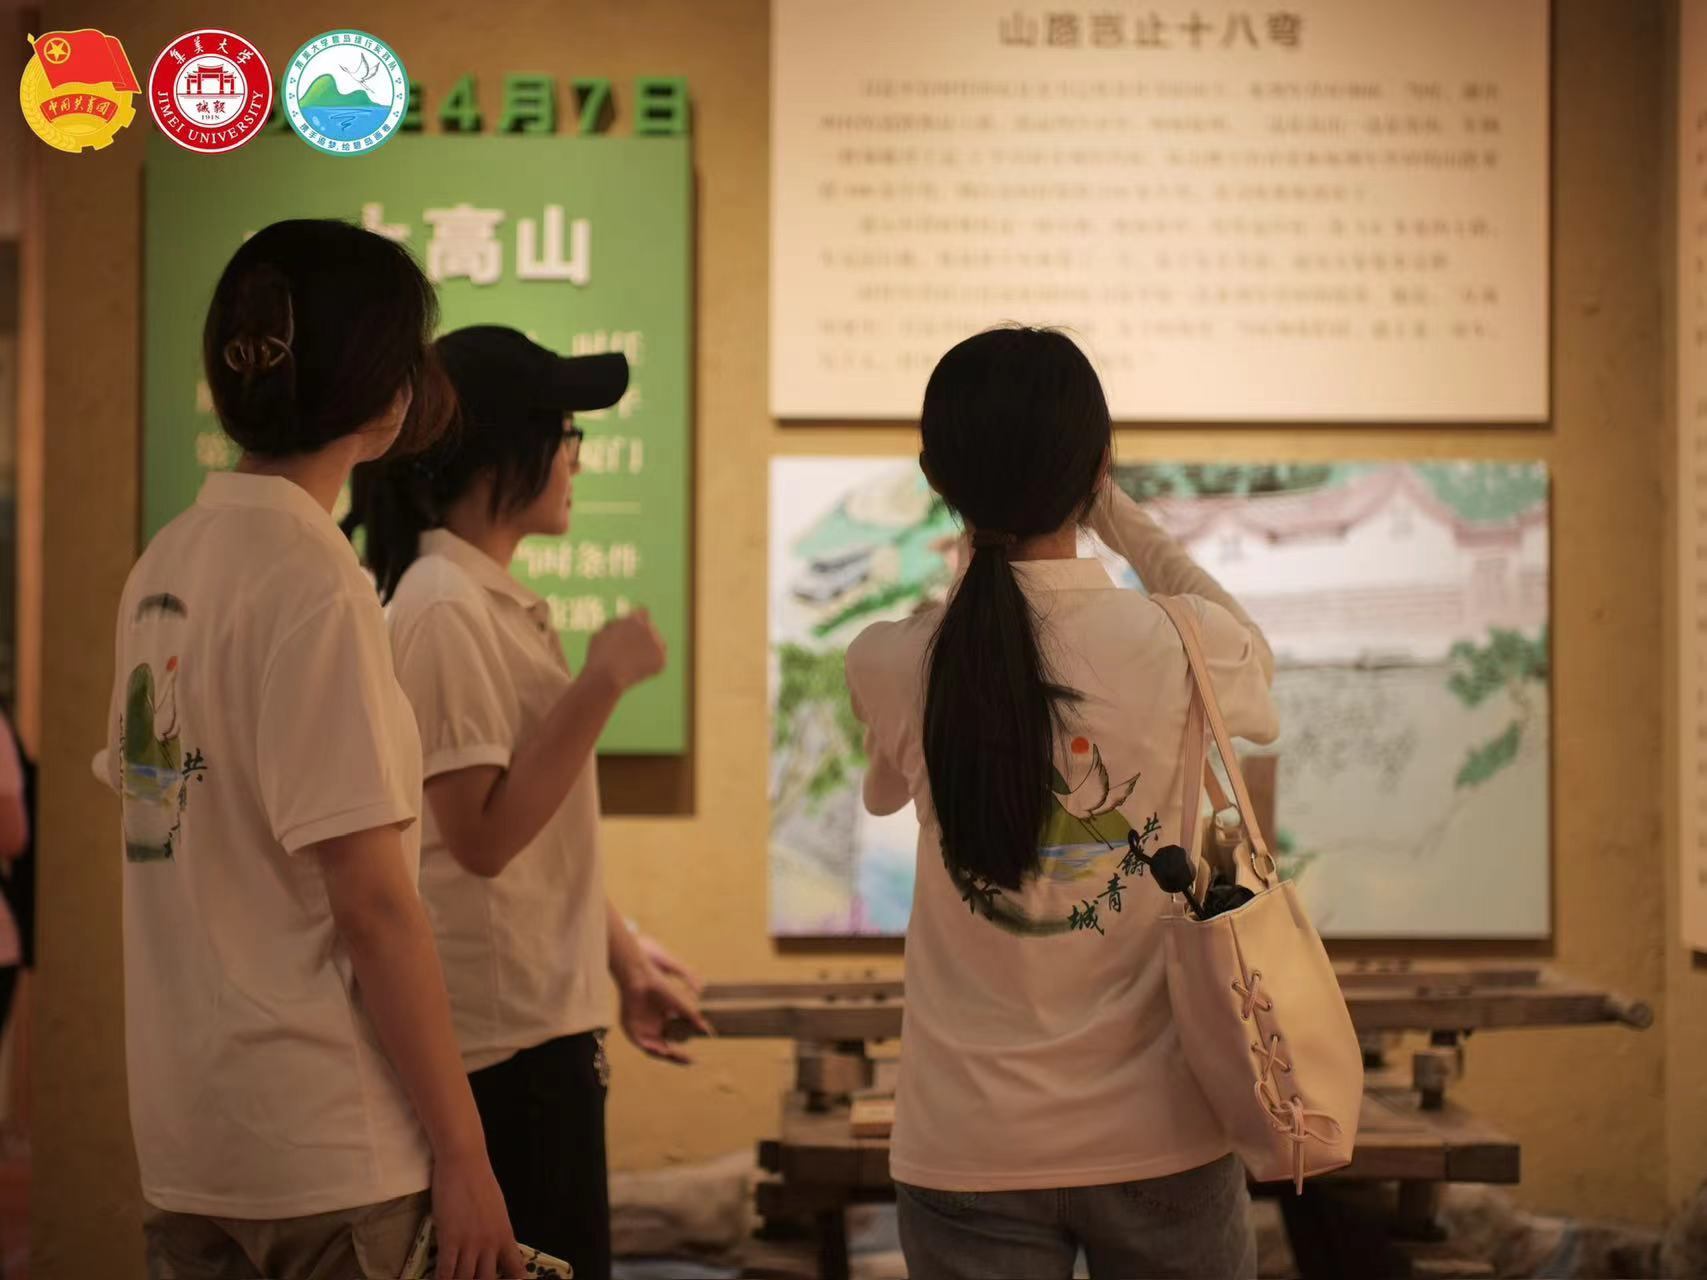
[845, 488, 1279, 1193]
[97, 471, 431, 1218]
[387, 530, 609, 1073]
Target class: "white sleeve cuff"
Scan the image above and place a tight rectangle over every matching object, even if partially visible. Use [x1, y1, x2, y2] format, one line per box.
[91, 749, 118, 793]
[422, 743, 513, 780]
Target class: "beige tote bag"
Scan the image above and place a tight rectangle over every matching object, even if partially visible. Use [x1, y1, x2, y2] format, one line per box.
[1153, 595, 1363, 1192]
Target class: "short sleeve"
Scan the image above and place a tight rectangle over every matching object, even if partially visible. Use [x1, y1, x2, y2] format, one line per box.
[257, 591, 420, 853]
[1189, 595, 1281, 747]
[845, 623, 913, 817]
[392, 600, 516, 780]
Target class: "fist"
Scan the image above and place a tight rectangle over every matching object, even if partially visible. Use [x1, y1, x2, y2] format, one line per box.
[585, 608, 667, 693]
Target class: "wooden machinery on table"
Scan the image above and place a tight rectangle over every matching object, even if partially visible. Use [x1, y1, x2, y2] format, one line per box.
[688, 962, 1651, 1280]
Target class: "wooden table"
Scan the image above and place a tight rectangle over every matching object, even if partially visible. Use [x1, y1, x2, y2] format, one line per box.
[754, 1086, 1519, 1279]
[761, 1084, 1518, 1196]
[694, 964, 1649, 1280]
[700, 963, 1653, 1044]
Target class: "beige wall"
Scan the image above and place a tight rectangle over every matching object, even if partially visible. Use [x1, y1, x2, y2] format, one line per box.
[1664, 0, 1707, 1215]
[30, 1, 1703, 1276]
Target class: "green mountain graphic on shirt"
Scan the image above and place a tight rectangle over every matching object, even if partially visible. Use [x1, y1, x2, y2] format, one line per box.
[121, 661, 206, 862]
[947, 738, 1155, 939]
[124, 664, 179, 775]
[1038, 797, 1135, 849]
[296, 75, 381, 109]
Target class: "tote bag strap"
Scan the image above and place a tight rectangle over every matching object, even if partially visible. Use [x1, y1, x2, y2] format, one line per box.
[1204, 756, 1236, 816]
[1178, 657, 1209, 863]
[1154, 595, 1277, 887]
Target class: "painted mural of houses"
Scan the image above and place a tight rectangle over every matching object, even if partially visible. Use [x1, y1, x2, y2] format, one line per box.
[1137, 464, 1549, 665]
[780, 464, 956, 642]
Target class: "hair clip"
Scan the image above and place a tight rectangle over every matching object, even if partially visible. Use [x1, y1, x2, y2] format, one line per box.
[222, 284, 297, 374]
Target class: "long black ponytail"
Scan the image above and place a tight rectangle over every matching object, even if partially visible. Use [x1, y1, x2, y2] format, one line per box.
[341, 454, 442, 602]
[921, 328, 1111, 891]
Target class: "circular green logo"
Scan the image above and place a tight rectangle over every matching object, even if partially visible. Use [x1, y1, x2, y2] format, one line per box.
[282, 30, 406, 155]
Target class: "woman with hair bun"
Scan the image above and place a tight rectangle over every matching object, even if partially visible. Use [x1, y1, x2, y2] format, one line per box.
[98, 220, 522, 1280]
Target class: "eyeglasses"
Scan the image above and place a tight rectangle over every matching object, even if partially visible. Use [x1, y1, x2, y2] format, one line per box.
[562, 424, 584, 463]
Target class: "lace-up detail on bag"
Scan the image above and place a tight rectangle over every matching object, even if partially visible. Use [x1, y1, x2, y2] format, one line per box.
[1251, 1032, 1291, 1084]
[1256, 1081, 1345, 1193]
[1232, 970, 1273, 1021]
[1239, 962, 1341, 1191]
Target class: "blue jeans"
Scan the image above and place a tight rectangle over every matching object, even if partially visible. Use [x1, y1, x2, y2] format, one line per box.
[896, 1153, 1256, 1280]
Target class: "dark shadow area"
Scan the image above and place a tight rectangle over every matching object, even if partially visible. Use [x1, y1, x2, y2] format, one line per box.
[598, 754, 695, 817]
[775, 935, 906, 959]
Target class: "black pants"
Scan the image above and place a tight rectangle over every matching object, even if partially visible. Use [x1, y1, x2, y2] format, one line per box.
[468, 1031, 611, 1280]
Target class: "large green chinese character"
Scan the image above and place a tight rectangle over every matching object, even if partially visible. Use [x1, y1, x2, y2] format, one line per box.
[500, 74, 556, 134]
[572, 77, 613, 136]
[634, 77, 689, 136]
[401, 80, 424, 132]
[438, 73, 483, 133]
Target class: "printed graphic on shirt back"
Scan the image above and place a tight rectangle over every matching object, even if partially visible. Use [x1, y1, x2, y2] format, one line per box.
[947, 733, 1161, 938]
[121, 593, 207, 862]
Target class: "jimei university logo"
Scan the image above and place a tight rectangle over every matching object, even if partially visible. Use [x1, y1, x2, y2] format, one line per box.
[283, 30, 407, 155]
[148, 29, 273, 153]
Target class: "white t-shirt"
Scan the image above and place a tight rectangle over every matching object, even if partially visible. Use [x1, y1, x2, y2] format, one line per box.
[845, 488, 1279, 1192]
[97, 471, 431, 1218]
[387, 530, 609, 1073]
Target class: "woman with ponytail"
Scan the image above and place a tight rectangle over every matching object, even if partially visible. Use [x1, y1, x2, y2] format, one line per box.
[845, 328, 1280, 1280]
[98, 221, 521, 1279]
[344, 326, 708, 1280]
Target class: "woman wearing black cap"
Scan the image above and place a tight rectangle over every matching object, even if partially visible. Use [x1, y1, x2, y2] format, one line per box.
[345, 326, 709, 1280]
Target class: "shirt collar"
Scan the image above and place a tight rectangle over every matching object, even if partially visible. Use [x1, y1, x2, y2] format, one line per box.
[419, 528, 547, 613]
[196, 471, 357, 562]
[1009, 557, 1116, 593]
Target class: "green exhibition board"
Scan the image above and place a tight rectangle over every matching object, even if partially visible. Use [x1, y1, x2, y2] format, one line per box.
[143, 133, 691, 753]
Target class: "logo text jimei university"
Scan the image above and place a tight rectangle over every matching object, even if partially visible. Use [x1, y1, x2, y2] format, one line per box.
[148, 29, 274, 154]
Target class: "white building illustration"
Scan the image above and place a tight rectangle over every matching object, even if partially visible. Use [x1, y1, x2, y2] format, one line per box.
[1141, 466, 1549, 665]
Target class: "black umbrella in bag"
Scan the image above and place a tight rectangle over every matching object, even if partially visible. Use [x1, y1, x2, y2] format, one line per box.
[1126, 831, 1256, 921]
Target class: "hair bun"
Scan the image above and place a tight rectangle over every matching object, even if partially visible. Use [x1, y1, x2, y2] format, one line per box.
[222, 264, 296, 376]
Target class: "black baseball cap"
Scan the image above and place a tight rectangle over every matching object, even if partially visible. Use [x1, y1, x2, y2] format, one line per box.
[435, 325, 629, 423]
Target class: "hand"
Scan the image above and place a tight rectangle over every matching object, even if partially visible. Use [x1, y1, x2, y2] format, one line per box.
[430, 1151, 526, 1280]
[637, 934, 703, 995]
[619, 961, 713, 1065]
[584, 609, 667, 694]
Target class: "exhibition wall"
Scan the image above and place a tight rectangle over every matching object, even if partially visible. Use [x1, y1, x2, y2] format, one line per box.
[24, 0, 1707, 1275]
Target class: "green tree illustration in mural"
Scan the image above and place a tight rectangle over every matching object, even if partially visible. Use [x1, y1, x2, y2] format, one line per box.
[1113, 463, 1337, 505]
[812, 577, 936, 640]
[772, 643, 867, 811]
[1447, 626, 1550, 789]
[1273, 829, 1320, 884]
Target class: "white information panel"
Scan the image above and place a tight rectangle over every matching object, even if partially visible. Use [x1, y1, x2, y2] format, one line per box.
[772, 0, 1549, 421]
[1680, 0, 1707, 953]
